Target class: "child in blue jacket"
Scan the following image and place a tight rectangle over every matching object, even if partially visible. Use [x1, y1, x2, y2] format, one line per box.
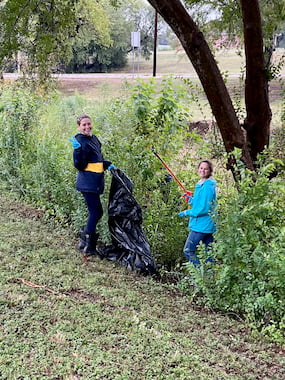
[178, 160, 217, 266]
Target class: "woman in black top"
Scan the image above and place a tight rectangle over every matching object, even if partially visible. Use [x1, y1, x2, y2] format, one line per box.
[69, 114, 114, 256]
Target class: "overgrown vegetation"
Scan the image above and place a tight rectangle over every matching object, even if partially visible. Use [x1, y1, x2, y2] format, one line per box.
[0, 78, 284, 344]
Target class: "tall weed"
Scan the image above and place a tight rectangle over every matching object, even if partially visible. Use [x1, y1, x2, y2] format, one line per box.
[0, 84, 42, 195]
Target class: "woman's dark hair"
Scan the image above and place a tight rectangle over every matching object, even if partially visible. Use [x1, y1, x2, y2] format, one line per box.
[77, 114, 91, 125]
[198, 160, 213, 176]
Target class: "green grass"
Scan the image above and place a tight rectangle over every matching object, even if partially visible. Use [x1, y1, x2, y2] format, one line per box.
[1, 193, 284, 379]
[122, 49, 243, 75]
[122, 48, 285, 75]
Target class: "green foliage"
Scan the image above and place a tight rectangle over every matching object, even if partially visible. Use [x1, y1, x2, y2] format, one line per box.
[65, 2, 130, 73]
[0, 83, 43, 194]
[93, 78, 196, 267]
[186, 0, 285, 49]
[129, 78, 192, 145]
[60, 1, 155, 73]
[0, 84, 85, 226]
[0, 0, 78, 79]
[0, 0, 112, 79]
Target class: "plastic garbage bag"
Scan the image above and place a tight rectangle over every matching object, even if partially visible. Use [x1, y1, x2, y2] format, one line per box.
[101, 168, 156, 275]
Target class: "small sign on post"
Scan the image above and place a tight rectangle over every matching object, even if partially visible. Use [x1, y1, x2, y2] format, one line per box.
[131, 32, 141, 48]
[131, 31, 141, 76]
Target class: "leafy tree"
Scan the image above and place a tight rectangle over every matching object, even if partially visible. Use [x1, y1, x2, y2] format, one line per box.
[0, 0, 155, 75]
[122, 0, 156, 59]
[65, 0, 156, 72]
[0, 0, 111, 80]
[145, 0, 284, 174]
[65, 4, 130, 72]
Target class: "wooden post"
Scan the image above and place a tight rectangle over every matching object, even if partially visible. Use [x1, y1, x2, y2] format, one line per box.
[153, 10, 158, 77]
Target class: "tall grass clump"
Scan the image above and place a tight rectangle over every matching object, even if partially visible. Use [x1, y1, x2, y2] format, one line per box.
[0, 84, 83, 225]
[0, 84, 43, 195]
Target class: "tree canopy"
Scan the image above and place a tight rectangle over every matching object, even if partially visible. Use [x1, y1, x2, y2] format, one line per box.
[64, 0, 156, 73]
[0, 0, 112, 79]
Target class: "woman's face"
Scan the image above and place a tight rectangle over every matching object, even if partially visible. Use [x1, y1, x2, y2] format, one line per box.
[77, 117, 92, 136]
[198, 162, 211, 179]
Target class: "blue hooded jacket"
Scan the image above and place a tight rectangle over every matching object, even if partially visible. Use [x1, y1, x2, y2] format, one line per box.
[184, 177, 217, 233]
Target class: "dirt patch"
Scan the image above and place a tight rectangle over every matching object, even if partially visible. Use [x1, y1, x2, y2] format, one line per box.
[56, 79, 100, 96]
[56, 77, 130, 97]
[269, 79, 284, 102]
[56, 76, 284, 103]
[0, 196, 44, 220]
[188, 120, 214, 135]
[67, 288, 106, 303]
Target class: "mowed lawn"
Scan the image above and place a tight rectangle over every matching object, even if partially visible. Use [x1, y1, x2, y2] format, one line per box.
[120, 48, 285, 76]
[0, 194, 284, 379]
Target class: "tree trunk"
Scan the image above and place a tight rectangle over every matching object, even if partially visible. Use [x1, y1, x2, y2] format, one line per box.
[146, 0, 270, 171]
[240, 0, 272, 162]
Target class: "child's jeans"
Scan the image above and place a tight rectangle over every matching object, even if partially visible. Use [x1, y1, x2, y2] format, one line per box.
[183, 230, 214, 267]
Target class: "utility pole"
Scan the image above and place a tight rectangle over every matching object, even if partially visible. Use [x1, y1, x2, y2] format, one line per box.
[153, 10, 158, 77]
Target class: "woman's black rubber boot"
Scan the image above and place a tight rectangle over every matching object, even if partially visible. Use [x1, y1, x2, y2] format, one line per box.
[83, 232, 100, 256]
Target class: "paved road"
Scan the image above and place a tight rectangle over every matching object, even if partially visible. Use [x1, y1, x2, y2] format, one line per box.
[3, 72, 285, 80]
[1, 72, 246, 80]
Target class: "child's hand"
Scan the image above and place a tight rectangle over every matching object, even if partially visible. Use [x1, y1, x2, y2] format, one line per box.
[68, 136, 81, 149]
[178, 211, 187, 217]
[182, 191, 193, 204]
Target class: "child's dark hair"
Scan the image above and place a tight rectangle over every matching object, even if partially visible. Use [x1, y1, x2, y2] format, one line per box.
[198, 160, 213, 175]
[77, 114, 91, 125]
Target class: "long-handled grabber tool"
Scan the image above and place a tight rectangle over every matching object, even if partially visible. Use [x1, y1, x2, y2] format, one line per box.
[151, 147, 192, 198]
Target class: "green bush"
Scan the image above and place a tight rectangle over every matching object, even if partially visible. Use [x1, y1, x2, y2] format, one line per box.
[0, 84, 43, 195]
[93, 78, 197, 268]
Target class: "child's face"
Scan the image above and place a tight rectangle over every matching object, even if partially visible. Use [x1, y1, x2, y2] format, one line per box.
[198, 162, 211, 179]
[77, 117, 92, 136]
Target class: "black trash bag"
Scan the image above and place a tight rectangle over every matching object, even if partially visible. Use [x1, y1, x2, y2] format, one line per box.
[101, 168, 156, 275]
